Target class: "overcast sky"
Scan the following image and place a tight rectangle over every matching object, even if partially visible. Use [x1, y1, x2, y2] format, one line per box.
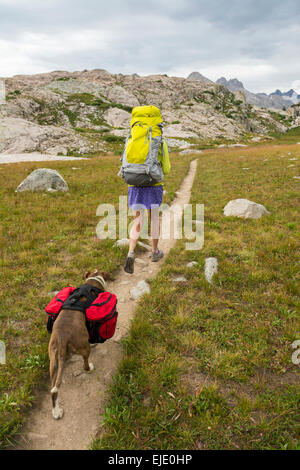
[0, 0, 299, 94]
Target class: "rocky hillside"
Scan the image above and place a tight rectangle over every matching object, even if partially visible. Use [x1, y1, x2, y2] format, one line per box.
[0, 69, 295, 155]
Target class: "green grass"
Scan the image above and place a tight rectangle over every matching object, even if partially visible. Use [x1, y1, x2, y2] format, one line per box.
[0, 152, 194, 448]
[270, 126, 300, 145]
[92, 143, 300, 450]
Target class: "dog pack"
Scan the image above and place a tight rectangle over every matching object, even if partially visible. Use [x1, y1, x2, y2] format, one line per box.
[45, 285, 118, 343]
[119, 105, 169, 186]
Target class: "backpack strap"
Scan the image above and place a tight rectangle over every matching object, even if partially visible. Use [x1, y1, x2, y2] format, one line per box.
[62, 284, 103, 313]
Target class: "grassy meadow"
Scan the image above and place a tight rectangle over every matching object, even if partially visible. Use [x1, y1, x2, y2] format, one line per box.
[92, 139, 300, 450]
[0, 152, 195, 447]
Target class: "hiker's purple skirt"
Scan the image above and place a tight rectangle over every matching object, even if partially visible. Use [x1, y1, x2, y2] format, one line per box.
[128, 185, 163, 210]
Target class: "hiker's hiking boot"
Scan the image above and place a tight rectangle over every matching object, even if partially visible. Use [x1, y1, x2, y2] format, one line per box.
[124, 252, 135, 274]
[152, 249, 164, 262]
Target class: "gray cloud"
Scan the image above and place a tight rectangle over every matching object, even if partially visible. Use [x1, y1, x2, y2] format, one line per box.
[0, 0, 299, 93]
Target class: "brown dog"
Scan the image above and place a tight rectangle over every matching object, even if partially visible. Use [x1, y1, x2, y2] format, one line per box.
[49, 269, 111, 419]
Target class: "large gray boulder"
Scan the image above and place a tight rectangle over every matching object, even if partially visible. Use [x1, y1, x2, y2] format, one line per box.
[223, 199, 270, 219]
[16, 168, 69, 192]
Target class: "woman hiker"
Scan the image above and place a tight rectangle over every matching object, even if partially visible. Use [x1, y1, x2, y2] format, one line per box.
[120, 105, 171, 274]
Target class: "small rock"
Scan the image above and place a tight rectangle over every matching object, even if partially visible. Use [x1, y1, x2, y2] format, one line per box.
[114, 238, 130, 248]
[187, 261, 199, 268]
[223, 198, 270, 219]
[242, 168, 249, 170]
[289, 158, 298, 161]
[287, 165, 295, 168]
[251, 137, 261, 142]
[135, 258, 148, 266]
[293, 176, 300, 180]
[73, 370, 83, 377]
[138, 241, 152, 251]
[172, 276, 188, 282]
[179, 149, 203, 155]
[229, 143, 247, 148]
[48, 290, 59, 296]
[130, 280, 150, 300]
[27, 432, 47, 440]
[204, 257, 218, 284]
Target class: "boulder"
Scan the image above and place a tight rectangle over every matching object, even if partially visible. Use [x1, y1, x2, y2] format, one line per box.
[165, 138, 191, 149]
[130, 280, 150, 300]
[16, 168, 69, 192]
[163, 124, 198, 139]
[223, 198, 270, 219]
[204, 257, 218, 284]
[103, 107, 131, 128]
[106, 85, 139, 108]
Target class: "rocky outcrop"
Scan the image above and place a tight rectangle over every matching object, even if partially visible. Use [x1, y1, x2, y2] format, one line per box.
[105, 85, 139, 108]
[0, 69, 295, 155]
[0, 117, 90, 155]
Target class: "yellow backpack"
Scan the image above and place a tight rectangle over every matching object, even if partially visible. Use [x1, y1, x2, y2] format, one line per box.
[120, 105, 168, 186]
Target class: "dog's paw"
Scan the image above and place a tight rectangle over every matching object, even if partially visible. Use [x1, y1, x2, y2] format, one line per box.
[89, 362, 95, 371]
[52, 407, 64, 420]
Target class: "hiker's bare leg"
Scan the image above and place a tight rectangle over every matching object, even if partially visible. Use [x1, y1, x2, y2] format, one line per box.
[129, 210, 142, 253]
[149, 208, 164, 262]
[149, 208, 159, 251]
[124, 210, 143, 274]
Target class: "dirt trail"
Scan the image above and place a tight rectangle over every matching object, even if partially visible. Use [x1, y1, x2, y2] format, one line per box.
[16, 159, 198, 450]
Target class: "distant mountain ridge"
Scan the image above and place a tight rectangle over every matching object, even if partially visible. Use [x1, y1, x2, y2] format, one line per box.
[270, 88, 300, 104]
[187, 71, 300, 109]
[216, 77, 300, 110]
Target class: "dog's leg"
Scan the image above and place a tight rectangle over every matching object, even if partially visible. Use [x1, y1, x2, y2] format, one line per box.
[49, 339, 66, 420]
[81, 343, 94, 372]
